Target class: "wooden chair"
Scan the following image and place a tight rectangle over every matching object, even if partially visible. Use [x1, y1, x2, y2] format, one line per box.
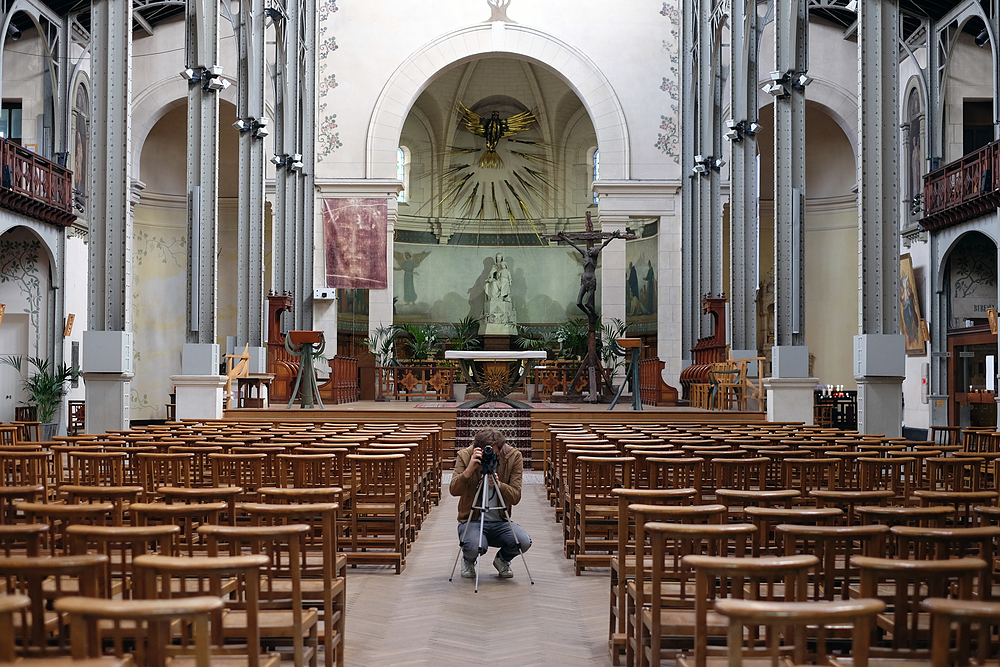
[853, 555, 987, 659]
[0, 553, 107, 655]
[781, 458, 839, 500]
[892, 525, 999, 585]
[67, 400, 86, 437]
[133, 554, 280, 667]
[743, 506, 842, 557]
[17, 502, 114, 556]
[196, 524, 319, 667]
[130, 502, 227, 557]
[777, 523, 890, 600]
[0, 450, 51, 514]
[66, 524, 180, 599]
[810, 489, 895, 525]
[0, 593, 31, 662]
[923, 597, 1000, 667]
[573, 456, 634, 574]
[166, 445, 222, 488]
[56, 595, 221, 667]
[608, 488, 698, 665]
[859, 456, 916, 503]
[343, 453, 407, 573]
[928, 456, 984, 492]
[210, 452, 265, 504]
[627, 518, 752, 667]
[712, 598, 884, 667]
[242, 502, 345, 667]
[137, 452, 194, 502]
[646, 457, 703, 503]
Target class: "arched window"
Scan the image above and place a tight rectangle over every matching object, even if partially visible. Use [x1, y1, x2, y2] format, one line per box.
[397, 146, 410, 203]
[906, 89, 922, 223]
[591, 147, 600, 204]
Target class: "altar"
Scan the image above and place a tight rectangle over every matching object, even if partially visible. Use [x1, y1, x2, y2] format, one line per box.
[444, 350, 546, 409]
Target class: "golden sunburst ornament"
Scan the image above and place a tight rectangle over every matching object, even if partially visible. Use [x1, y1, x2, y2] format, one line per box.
[441, 101, 553, 230]
[482, 364, 513, 396]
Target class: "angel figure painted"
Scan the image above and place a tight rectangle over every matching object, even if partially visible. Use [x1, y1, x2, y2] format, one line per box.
[394, 250, 430, 305]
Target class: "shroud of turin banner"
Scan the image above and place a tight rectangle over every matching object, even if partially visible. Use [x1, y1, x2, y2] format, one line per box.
[323, 197, 388, 289]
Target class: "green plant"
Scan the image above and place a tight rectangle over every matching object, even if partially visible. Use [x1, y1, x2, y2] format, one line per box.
[360, 324, 401, 367]
[599, 317, 633, 379]
[448, 316, 482, 352]
[554, 319, 590, 360]
[0, 355, 82, 424]
[515, 324, 559, 358]
[399, 323, 443, 361]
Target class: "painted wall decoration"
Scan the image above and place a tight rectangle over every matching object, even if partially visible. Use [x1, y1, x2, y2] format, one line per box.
[656, 2, 680, 161]
[316, 0, 341, 161]
[0, 234, 44, 356]
[73, 83, 88, 217]
[625, 234, 658, 331]
[948, 233, 998, 329]
[393, 242, 594, 325]
[129, 221, 187, 420]
[323, 198, 387, 289]
[900, 253, 926, 356]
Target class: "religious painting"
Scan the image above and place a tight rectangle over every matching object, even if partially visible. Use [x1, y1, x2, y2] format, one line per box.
[948, 232, 997, 329]
[625, 233, 658, 331]
[900, 254, 925, 356]
[323, 198, 387, 289]
[393, 249, 430, 314]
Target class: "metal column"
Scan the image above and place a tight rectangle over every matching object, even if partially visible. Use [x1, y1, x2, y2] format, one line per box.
[728, 0, 760, 359]
[855, 0, 904, 436]
[236, 0, 267, 368]
[83, 0, 133, 433]
[184, 0, 221, 350]
[300, 0, 317, 332]
[770, 0, 810, 377]
[680, 0, 698, 370]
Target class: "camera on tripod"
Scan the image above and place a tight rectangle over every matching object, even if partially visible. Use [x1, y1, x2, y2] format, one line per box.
[480, 444, 498, 476]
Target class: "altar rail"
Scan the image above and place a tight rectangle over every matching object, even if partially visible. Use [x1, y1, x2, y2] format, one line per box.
[377, 365, 456, 401]
[532, 361, 587, 401]
[921, 138, 1000, 231]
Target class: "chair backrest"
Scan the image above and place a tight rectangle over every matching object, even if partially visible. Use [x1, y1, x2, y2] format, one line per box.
[137, 452, 193, 501]
[0, 553, 107, 654]
[777, 523, 890, 600]
[0, 593, 30, 662]
[67, 450, 126, 486]
[56, 595, 222, 667]
[714, 598, 884, 667]
[210, 452, 265, 498]
[646, 457, 703, 502]
[130, 502, 227, 557]
[133, 553, 270, 667]
[66, 524, 179, 599]
[921, 597, 1000, 667]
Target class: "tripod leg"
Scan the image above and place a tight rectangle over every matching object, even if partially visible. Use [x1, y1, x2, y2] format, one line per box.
[490, 473, 535, 585]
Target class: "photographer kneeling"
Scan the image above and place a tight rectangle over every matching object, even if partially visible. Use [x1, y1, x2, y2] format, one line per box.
[450, 427, 532, 579]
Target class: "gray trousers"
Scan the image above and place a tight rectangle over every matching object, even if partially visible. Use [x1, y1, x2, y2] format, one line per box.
[457, 519, 532, 562]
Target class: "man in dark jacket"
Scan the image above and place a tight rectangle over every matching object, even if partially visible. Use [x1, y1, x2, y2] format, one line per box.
[450, 427, 531, 578]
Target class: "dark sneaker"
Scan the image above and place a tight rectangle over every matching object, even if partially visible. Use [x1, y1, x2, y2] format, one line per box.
[493, 553, 513, 578]
[461, 558, 476, 578]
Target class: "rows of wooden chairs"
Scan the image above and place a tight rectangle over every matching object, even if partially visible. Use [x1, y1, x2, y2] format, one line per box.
[543, 420, 1000, 667]
[0, 417, 445, 667]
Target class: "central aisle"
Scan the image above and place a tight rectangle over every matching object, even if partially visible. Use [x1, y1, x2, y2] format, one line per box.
[343, 475, 612, 666]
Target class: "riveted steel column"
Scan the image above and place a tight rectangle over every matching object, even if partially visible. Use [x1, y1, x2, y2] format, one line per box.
[698, 0, 724, 312]
[729, 0, 759, 357]
[184, 0, 220, 346]
[771, 0, 809, 376]
[237, 0, 267, 355]
[300, 0, 316, 331]
[84, 0, 132, 432]
[681, 0, 698, 370]
[855, 0, 904, 436]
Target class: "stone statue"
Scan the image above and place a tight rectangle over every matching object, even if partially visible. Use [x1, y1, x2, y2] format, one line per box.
[481, 252, 517, 335]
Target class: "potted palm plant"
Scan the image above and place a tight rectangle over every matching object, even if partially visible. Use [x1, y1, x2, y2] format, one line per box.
[448, 316, 481, 401]
[1, 355, 82, 440]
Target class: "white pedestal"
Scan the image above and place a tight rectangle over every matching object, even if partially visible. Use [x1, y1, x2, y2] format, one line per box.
[763, 376, 819, 425]
[82, 372, 132, 434]
[171, 375, 227, 420]
[856, 375, 904, 437]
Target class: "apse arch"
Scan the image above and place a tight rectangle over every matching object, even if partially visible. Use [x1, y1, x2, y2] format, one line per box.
[367, 23, 629, 181]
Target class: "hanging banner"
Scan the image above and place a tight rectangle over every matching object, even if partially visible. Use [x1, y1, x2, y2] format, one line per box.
[323, 197, 387, 289]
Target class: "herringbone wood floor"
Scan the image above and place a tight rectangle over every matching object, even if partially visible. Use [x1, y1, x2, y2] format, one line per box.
[343, 475, 612, 666]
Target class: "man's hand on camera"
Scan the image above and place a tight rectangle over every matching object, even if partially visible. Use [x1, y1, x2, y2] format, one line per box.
[462, 447, 482, 479]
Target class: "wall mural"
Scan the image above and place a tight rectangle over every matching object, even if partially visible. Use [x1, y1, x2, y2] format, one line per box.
[656, 2, 681, 161]
[0, 236, 43, 356]
[130, 224, 187, 419]
[948, 233, 998, 329]
[393, 242, 593, 326]
[625, 234, 658, 332]
[317, 0, 341, 161]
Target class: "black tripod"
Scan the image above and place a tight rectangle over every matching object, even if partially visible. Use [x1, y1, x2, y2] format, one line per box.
[449, 468, 535, 592]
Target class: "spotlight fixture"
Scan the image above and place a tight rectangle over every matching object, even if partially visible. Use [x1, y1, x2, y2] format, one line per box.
[977, 27, 990, 47]
[183, 65, 230, 92]
[745, 121, 762, 136]
[845, 0, 858, 11]
[711, 156, 726, 171]
[724, 118, 742, 142]
[289, 153, 304, 170]
[692, 155, 712, 175]
[253, 117, 270, 139]
[233, 118, 251, 132]
[270, 154, 285, 167]
[6, 23, 20, 42]
[791, 73, 813, 90]
[180, 67, 201, 82]
[264, 6, 286, 22]
[73, 188, 86, 212]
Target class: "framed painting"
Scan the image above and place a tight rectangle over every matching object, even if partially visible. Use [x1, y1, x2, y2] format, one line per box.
[900, 253, 926, 356]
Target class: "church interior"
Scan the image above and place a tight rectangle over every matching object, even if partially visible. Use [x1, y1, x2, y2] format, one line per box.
[0, 0, 999, 665]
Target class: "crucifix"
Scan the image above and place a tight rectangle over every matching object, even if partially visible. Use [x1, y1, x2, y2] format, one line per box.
[550, 211, 635, 402]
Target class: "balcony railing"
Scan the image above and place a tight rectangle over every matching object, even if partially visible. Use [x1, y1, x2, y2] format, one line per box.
[0, 138, 76, 227]
[921, 139, 1000, 231]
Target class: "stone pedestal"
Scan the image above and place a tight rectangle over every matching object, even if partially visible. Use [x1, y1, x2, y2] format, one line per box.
[171, 374, 227, 420]
[856, 376, 904, 437]
[82, 372, 132, 434]
[763, 376, 819, 425]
